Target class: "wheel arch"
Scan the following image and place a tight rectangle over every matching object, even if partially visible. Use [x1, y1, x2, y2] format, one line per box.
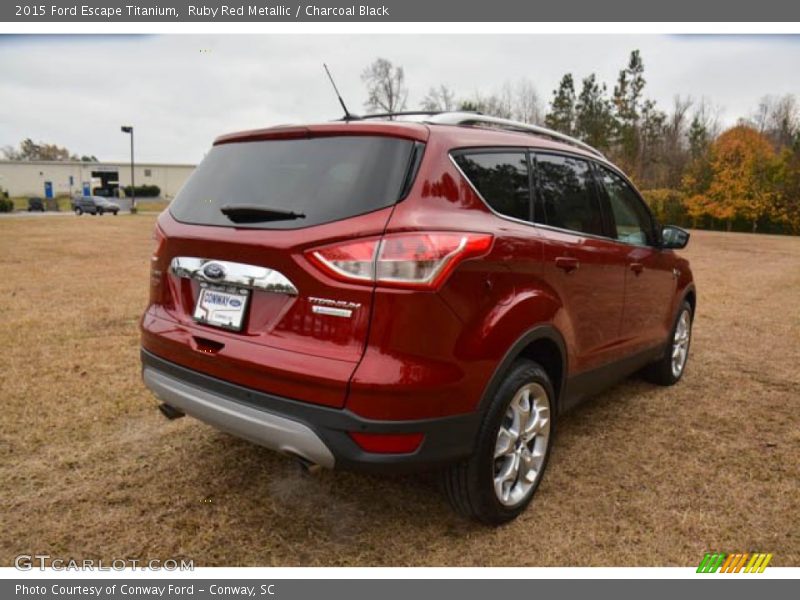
[478, 324, 568, 416]
[683, 285, 697, 320]
[672, 282, 697, 329]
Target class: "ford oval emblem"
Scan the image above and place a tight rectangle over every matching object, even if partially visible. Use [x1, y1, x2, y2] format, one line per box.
[229, 298, 242, 308]
[203, 262, 226, 280]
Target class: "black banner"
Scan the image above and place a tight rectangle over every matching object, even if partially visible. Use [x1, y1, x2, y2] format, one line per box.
[4, 0, 800, 22]
[4, 579, 796, 600]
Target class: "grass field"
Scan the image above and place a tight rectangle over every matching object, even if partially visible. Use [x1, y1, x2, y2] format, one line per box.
[1, 215, 798, 567]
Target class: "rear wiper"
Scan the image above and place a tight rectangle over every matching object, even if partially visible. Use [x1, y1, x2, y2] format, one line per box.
[220, 204, 306, 223]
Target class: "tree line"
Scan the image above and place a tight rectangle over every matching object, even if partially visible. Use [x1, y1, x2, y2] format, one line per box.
[2, 138, 98, 162]
[361, 54, 800, 235]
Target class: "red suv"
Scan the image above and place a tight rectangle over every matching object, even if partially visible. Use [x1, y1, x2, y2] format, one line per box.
[141, 112, 695, 524]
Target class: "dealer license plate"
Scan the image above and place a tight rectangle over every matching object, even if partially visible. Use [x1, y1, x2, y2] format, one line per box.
[193, 284, 250, 331]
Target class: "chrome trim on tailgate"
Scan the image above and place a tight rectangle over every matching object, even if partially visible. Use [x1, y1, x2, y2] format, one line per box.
[143, 366, 335, 468]
[170, 257, 298, 295]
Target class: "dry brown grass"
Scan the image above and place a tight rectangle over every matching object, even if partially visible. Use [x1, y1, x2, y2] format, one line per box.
[1, 216, 798, 567]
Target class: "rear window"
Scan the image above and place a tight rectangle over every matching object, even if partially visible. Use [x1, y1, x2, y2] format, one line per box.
[170, 136, 416, 229]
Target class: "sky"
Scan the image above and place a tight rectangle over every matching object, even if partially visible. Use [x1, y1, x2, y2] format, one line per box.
[1, 34, 799, 164]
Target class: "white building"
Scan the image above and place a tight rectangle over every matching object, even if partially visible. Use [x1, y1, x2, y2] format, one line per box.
[0, 160, 196, 199]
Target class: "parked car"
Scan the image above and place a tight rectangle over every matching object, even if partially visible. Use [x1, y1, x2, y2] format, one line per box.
[27, 197, 45, 212]
[73, 196, 120, 216]
[140, 112, 695, 524]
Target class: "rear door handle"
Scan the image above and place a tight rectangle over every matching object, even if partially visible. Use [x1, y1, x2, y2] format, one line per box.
[630, 262, 644, 275]
[555, 257, 580, 273]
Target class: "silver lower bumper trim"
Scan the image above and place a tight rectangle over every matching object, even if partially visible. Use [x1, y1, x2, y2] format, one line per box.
[142, 366, 335, 468]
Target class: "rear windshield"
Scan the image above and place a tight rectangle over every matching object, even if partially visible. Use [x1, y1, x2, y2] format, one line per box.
[170, 136, 416, 229]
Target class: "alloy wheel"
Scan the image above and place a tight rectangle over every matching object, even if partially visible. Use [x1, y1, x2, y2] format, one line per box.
[493, 382, 551, 507]
[671, 309, 691, 378]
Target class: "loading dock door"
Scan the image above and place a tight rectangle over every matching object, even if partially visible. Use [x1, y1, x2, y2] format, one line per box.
[91, 168, 120, 197]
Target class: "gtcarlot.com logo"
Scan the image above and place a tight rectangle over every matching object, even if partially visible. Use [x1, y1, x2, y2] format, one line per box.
[15, 554, 194, 571]
[697, 552, 773, 573]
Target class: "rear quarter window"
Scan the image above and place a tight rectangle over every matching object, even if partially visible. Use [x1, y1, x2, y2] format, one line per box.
[452, 151, 531, 222]
[170, 136, 416, 229]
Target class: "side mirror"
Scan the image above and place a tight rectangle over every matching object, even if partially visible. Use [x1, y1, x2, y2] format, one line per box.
[661, 225, 690, 250]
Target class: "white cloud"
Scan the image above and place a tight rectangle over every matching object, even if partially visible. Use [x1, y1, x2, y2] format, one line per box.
[2, 34, 799, 163]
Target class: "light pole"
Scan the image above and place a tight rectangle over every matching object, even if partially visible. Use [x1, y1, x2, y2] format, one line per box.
[120, 125, 135, 213]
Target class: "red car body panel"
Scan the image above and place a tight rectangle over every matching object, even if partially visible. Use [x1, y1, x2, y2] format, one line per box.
[141, 119, 695, 461]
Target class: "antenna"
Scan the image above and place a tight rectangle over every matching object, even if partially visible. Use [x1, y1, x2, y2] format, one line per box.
[323, 63, 358, 121]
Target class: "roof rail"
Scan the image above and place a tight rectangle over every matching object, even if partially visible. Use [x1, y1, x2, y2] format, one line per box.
[356, 110, 444, 120]
[343, 110, 484, 122]
[425, 112, 604, 158]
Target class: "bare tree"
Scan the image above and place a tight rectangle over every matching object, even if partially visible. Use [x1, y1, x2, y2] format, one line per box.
[691, 98, 722, 140]
[657, 95, 694, 188]
[361, 58, 408, 114]
[512, 79, 543, 124]
[420, 84, 457, 112]
[460, 91, 513, 119]
[755, 94, 799, 148]
[1, 145, 18, 160]
[458, 83, 516, 120]
[753, 97, 770, 133]
[497, 82, 515, 119]
[2, 138, 78, 161]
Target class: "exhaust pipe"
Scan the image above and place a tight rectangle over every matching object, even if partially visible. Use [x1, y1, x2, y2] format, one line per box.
[287, 452, 322, 475]
[158, 403, 185, 420]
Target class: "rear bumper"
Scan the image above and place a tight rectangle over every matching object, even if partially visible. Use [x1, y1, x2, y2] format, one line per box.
[140, 349, 481, 473]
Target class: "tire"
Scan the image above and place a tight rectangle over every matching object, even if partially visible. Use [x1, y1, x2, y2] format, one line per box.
[643, 301, 693, 386]
[75, 207, 83, 215]
[97, 209, 104, 216]
[113, 210, 118, 216]
[441, 359, 555, 525]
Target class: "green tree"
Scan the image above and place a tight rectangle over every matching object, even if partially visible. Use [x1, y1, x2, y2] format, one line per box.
[574, 74, 616, 151]
[639, 98, 667, 185]
[612, 50, 647, 176]
[545, 74, 576, 135]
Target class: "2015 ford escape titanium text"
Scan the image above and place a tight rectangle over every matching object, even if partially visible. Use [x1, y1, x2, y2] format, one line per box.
[140, 112, 695, 524]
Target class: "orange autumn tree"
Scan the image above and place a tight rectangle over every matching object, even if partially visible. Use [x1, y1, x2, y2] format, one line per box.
[684, 125, 776, 232]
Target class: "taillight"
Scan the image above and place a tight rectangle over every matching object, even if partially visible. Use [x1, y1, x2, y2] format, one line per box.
[149, 225, 167, 304]
[306, 232, 493, 290]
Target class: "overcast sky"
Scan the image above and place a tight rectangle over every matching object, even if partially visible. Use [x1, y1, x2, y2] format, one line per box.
[1, 34, 799, 164]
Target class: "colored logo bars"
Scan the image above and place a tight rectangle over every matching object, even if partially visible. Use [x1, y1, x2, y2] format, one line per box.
[697, 552, 773, 573]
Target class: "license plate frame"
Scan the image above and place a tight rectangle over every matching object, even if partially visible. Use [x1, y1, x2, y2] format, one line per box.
[193, 283, 251, 332]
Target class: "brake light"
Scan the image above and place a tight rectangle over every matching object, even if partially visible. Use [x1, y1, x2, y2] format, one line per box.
[306, 232, 493, 290]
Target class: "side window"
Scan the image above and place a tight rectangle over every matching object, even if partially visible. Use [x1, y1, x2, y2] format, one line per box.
[535, 154, 604, 236]
[597, 166, 653, 246]
[453, 152, 530, 222]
